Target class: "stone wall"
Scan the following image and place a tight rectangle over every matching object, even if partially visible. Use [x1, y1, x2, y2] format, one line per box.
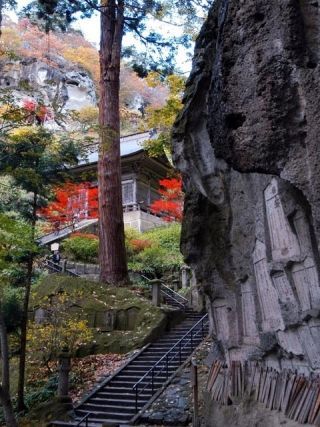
[173, 0, 320, 376]
[124, 210, 167, 232]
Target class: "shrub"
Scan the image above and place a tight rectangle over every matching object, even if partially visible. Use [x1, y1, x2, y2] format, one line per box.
[143, 223, 182, 252]
[61, 235, 98, 262]
[127, 224, 183, 275]
[130, 238, 152, 253]
[27, 292, 93, 372]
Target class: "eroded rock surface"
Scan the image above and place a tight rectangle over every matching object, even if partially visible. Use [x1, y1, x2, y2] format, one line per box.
[173, 0, 320, 375]
[0, 56, 96, 112]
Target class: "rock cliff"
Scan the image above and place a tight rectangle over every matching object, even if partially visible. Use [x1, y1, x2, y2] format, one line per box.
[173, 0, 320, 378]
[0, 55, 96, 112]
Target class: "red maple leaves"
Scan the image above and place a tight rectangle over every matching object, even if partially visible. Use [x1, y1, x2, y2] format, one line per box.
[38, 182, 98, 227]
[22, 99, 53, 124]
[39, 177, 183, 228]
[150, 177, 183, 222]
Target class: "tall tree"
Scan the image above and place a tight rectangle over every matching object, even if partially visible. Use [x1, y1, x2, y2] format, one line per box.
[22, 0, 210, 285]
[0, 98, 79, 411]
[0, 214, 35, 427]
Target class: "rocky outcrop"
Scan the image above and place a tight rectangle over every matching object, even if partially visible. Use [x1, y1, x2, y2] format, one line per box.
[173, 0, 320, 377]
[0, 56, 96, 112]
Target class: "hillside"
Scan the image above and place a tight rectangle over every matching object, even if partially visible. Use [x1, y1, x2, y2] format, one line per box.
[0, 16, 168, 134]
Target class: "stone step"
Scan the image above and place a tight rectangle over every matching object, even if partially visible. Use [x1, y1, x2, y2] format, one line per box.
[90, 397, 147, 406]
[81, 403, 137, 413]
[110, 379, 165, 388]
[131, 360, 180, 372]
[50, 421, 100, 427]
[76, 409, 133, 421]
[96, 388, 152, 398]
[114, 372, 171, 379]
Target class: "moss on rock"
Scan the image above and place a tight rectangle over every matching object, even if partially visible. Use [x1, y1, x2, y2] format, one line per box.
[31, 274, 167, 354]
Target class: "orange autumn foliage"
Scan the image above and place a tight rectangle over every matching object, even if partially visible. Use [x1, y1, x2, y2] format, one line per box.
[130, 238, 152, 252]
[70, 233, 98, 240]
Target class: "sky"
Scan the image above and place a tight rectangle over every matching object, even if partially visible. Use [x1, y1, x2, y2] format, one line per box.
[8, 0, 194, 73]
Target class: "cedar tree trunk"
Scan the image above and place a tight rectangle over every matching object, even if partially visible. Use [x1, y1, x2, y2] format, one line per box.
[98, 0, 128, 284]
[0, 309, 18, 427]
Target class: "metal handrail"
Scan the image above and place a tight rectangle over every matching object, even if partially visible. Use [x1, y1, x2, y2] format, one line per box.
[161, 283, 188, 304]
[42, 259, 80, 277]
[132, 314, 208, 411]
[139, 275, 188, 308]
[161, 288, 185, 309]
[76, 412, 91, 426]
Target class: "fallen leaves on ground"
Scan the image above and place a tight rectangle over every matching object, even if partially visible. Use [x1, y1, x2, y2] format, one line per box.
[69, 353, 128, 403]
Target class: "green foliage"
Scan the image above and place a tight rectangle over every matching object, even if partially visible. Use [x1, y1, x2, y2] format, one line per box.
[60, 225, 182, 275]
[127, 223, 183, 275]
[0, 176, 30, 218]
[24, 375, 58, 409]
[0, 126, 79, 196]
[61, 235, 99, 263]
[0, 213, 37, 274]
[28, 291, 93, 370]
[144, 75, 186, 160]
[2, 287, 24, 333]
[144, 222, 182, 251]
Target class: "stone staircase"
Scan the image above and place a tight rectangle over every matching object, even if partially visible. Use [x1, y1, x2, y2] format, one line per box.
[50, 289, 208, 427]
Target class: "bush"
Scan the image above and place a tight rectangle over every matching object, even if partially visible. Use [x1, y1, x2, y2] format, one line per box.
[61, 234, 98, 262]
[143, 223, 182, 252]
[127, 224, 183, 276]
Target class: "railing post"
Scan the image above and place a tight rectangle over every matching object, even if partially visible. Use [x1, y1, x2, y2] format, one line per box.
[166, 355, 169, 379]
[58, 347, 71, 398]
[151, 368, 154, 394]
[135, 385, 138, 412]
[201, 319, 204, 338]
[191, 330, 194, 351]
[179, 341, 182, 364]
[151, 279, 162, 306]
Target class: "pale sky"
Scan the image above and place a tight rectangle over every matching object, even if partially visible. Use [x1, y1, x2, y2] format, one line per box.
[8, 0, 193, 73]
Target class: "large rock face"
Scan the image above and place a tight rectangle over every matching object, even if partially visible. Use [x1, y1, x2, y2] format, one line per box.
[173, 0, 320, 374]
[0, 56, 96, 112]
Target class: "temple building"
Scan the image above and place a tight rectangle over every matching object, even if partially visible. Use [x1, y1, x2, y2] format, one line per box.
[73, 130, 172, 232]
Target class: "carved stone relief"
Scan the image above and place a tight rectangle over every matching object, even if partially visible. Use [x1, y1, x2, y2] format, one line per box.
[212, 298, 230, 342]
[277, 330, 304, 356]
[292, 257, 320, 310]
[293, 209, 313, 257]
[240, 281, 259, 344]
[253, 240, 285, 332]
[271, 271, 298, 309]
[298, 326, 320, 369]
[264, 179, 300, 262]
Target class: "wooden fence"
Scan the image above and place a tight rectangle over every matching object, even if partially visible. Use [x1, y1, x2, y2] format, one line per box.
[207, 360, 320, 425]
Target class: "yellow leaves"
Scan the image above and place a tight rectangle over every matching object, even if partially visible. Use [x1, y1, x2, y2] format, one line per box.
[62, 47, 100, 83]
[27, 291, 93, 368]
[0, 27, 22, 56]
[9, 126, 38, 140]
[146, 71, 162, 88]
